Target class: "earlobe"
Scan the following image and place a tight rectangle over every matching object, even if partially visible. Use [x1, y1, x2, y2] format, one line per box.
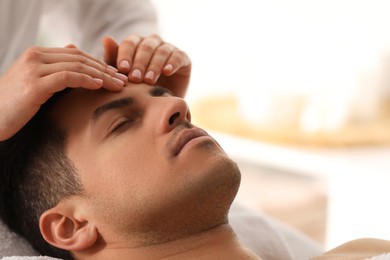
[40, 207, 98, 251]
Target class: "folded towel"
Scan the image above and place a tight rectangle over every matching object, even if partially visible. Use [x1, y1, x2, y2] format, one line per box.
[0, 221, 38, 257]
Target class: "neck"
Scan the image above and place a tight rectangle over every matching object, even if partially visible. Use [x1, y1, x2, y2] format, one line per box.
[76, 224, 261, 260]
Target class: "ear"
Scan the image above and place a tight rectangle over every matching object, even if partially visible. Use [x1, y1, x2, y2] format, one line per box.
[40, 205, 98, 251]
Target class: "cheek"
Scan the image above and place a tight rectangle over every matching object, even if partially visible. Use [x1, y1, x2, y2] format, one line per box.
[81, 140, 170, 233]
[89, 139, 162, 196]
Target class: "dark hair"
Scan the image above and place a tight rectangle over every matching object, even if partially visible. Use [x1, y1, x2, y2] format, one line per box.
[0, 90, 83, 260]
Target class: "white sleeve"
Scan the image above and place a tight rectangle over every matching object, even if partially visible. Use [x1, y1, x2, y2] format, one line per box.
[0, 0, 43, 75]
[41, 0, 158, 58]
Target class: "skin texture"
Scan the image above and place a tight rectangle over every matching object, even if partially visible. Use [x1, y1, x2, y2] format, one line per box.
[39, 84, 257, 259]
[0, 34, 191, 141]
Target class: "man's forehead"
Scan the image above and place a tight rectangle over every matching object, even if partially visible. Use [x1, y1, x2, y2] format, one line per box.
[59, 83, 150, 107]
[51, 83, 151, 126]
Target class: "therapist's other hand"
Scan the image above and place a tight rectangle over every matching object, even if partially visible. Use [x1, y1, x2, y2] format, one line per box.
[103, 34, 191, 98]
[0, 45, 128, 141]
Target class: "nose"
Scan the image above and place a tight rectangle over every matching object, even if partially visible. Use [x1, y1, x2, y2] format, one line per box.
[155, 97, 191, 134]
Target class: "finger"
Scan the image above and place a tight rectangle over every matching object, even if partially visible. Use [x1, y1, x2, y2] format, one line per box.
[39, 71, 123, 94]
[41, 52, 119, 78]
[40, 50, 128, 87]
[40, 71, 103, 94]
[162, 49, 191, 76]
[129, 35, 164, 82]
[39, 47, 111, 69]
[102, 36, 118, 67]
[143, 43, 176, 85]
[117, 35, 143, 73]
[40, 62, 127, 90]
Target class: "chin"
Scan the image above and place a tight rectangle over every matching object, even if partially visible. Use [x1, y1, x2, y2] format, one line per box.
[184, 154, 241, 230]
[136, 154, 241, 244]
[115, 143, 242, 246]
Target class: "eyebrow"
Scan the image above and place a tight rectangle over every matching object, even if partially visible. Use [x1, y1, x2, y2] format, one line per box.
[151, 85, 174, 96]
[92, 96, 134, 121]
[91, 86, 173, 122]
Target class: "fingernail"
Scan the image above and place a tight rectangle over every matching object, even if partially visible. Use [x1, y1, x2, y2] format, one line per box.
[120, 60, 130, 69]
[145, 71, 155, 80]
[131, 69, 142, 79]
[112, 77, 124, 87]
[115, 72, 128, 82]
[164, 64, 173, 71]
[93, 78, 103, 85]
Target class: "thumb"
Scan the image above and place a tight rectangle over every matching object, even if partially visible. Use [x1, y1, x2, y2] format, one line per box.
[102, 36, 118, 67]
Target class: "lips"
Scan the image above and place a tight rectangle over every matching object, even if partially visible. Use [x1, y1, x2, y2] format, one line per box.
[173, 128, 209, 156]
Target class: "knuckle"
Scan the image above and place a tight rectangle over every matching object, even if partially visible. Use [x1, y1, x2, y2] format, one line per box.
[81, 73, 90, 83]
[125, 34, 141, 41]
[169, 54, 181, 64]
[71, 48, 83, 55]
[94, 69, 108, 81]
[94, 58, 104, 65]
[156, 45, 171, 56]
[149, 34, 161, 41]
[102, 65, 110, 74]
[58, 71, 72, 83]
[76, 54, 88, 64]
[71, 61, 84, 71]
[121, 39, 137, 49]
[139, 43, 154, 53]
[24, 47, 42, 61]
[99, 70, 107, 80]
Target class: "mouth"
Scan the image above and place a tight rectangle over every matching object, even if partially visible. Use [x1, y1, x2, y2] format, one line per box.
[173, 128, 210, 156]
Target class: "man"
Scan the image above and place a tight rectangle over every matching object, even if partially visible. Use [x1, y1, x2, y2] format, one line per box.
[0, 82, 259, 259]
[0, 34, 324, 258]
[0, 81, 328, 259]
[3, 83, 390, 260]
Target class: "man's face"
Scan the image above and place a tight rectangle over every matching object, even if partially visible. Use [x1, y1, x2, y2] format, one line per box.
[52, 83, 240, 244]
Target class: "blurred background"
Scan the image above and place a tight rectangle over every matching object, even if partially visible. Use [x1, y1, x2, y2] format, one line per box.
[150, 0, 390, 250]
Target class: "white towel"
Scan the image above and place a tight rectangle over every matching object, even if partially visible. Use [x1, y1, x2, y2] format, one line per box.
[367, 253, 390, 260]
[0, 220, 38, 257]
[1, 202, 323, 260]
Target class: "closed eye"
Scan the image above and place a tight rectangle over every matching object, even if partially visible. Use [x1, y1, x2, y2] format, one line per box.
[150, 86, 173, 97]
[110, 118, 136, 135]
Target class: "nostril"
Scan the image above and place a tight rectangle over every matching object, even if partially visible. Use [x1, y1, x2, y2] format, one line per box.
[169, 112, 181, 125]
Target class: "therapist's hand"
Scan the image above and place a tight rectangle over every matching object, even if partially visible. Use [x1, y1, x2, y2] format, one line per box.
[103, 34, 191, 98]
[0, 45, 128, 141]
